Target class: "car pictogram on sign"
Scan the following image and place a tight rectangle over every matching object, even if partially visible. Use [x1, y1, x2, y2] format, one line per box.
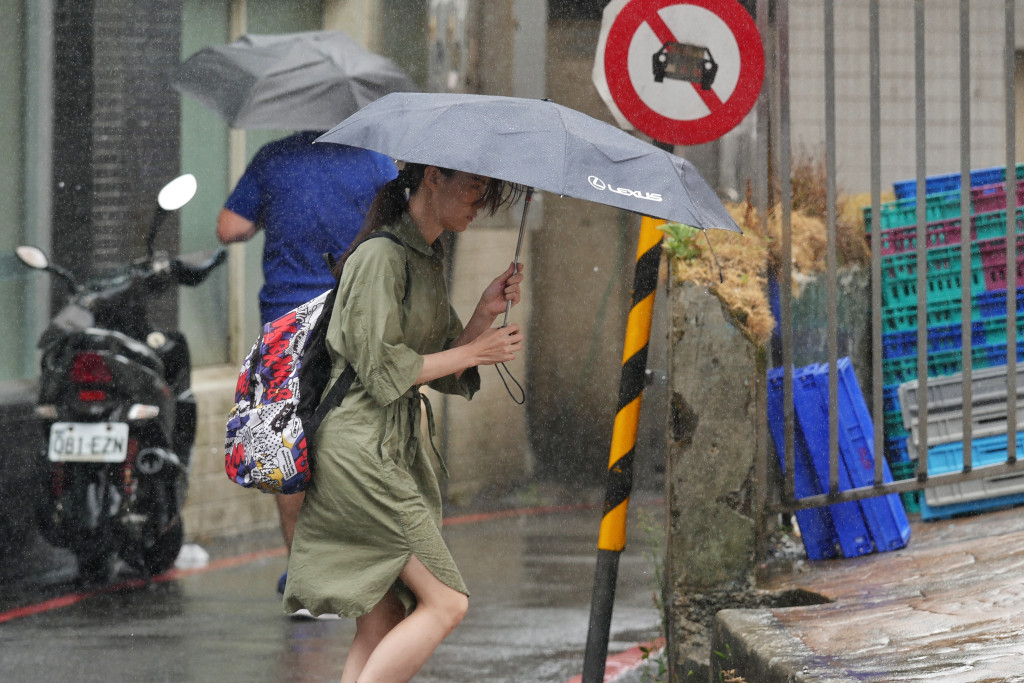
[651, 41, 717, 89]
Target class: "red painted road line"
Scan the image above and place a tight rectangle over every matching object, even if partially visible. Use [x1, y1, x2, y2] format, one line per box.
[565, 638, 666, 683]
[0, 500, 660, 624]
[0, 546, 289, 624]
[0, 505, 586, 623]
[443, 501, 599, 526]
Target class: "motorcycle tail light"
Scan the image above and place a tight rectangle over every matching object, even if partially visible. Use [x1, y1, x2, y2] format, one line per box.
[78, 389, 107, 402]
[71, 352, 113, 384]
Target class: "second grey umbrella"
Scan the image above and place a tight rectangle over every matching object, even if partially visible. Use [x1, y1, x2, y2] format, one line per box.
[171, 30, 418, 131]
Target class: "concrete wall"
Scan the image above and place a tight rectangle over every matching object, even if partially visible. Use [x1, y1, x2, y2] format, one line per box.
[663, 280, 765, 678]
[665, 281, 761, 592]
[527, 15, 640, 484]
[427, 213, 535, 506]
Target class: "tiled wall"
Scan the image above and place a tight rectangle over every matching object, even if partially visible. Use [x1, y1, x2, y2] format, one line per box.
[183, 366, 278, 543]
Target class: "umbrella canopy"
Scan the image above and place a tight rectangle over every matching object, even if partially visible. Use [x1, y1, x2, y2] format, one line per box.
[316, 92, 741, 232]
[171, 30, 418, 130]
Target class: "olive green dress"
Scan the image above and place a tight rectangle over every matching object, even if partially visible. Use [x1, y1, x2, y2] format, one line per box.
[282, 214, 479, 618]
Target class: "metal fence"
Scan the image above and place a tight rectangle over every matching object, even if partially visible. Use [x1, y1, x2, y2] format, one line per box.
[758, 0, 1024, 520]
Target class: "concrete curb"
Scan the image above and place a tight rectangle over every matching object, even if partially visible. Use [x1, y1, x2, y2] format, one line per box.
[712, 609, 854, 682]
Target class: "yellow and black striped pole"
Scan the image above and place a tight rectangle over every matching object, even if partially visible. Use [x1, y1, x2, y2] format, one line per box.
[582, 216, 665, 682]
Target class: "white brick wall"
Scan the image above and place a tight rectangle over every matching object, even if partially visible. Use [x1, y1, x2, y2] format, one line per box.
[787, 0, 1018, 195]
[183, 365, 278, 543]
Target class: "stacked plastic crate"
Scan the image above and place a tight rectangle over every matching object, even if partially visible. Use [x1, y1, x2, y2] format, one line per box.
[897, 365, 1024, 520]
[867, 164, 1024, 517]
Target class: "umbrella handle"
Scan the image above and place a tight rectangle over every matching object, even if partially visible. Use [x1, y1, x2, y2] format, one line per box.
[502, 187, 534, 327]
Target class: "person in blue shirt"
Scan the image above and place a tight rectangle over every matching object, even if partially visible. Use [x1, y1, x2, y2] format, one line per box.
[217, 130, 397, 595]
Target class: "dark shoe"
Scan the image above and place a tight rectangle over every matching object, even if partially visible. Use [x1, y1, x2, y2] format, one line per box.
[277, 571, 287, 594]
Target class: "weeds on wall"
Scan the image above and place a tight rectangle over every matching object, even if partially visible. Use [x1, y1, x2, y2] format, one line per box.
[659, 156, 883, 345]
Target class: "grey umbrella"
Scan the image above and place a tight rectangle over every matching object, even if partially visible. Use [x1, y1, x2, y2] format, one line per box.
[171, 31, 417, 130]
[315, 92, 741, 233]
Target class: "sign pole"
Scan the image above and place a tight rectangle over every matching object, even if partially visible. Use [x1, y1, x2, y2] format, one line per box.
[582, 215, 665, 682]
[587, 2, 762, 677]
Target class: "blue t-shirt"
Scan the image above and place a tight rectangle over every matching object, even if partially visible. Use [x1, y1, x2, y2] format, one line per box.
[225, 131, 396, 324]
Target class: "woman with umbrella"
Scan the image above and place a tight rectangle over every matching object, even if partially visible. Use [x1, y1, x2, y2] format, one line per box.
[283, 162, 525, 682]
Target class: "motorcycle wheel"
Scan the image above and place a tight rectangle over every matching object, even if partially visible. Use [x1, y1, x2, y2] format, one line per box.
[142, 515, 183, 575]
[127, 469, 186, 576]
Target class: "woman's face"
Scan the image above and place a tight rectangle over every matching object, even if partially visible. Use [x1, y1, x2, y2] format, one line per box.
[436, 171, 489, 232]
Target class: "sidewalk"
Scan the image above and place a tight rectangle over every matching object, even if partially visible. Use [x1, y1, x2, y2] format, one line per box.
[713, 504, 1024, 681]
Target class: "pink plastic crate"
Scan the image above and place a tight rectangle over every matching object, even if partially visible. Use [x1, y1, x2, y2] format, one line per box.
[971, 180, 1024, 213]
[875, 219, 964, 256]
[978, 233, 1024, 291]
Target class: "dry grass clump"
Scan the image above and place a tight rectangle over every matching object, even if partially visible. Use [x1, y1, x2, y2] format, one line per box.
[664, 157, 882, 345]
[665, 208, 775, 345]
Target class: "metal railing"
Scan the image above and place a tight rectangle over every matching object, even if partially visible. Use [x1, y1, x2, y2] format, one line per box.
[760, 0, 1024, 518]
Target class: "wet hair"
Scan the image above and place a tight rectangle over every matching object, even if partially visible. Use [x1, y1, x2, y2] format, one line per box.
[332, 162, 524, 279]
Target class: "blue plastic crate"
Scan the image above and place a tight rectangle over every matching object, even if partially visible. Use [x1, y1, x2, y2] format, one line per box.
[787, 366, 877, 558]
[975, 288, 1024, 319]
[971, 342, 1024, 368]
[882, 384, 901, 415]
[885, 436, 910, 463]
[882, 323, 986, 359]
[810, 359, 911, 551]
[893, 164, 1024, 201]
[766, 368, 842, 560]
[919, 432, 1024, 520]
[925, 432, 1024, 475]
[767, 368, 872, 559]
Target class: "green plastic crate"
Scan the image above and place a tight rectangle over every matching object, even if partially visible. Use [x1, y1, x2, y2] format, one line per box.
[881, 298, 978, 334]
[972, 209, 1024, 241]
[863, 189, 964, 233]
[890, 460, 920, 514]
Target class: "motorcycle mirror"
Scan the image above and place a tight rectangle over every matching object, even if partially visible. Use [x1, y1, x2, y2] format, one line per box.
[15, 245, 49, 270]
[157, 174, 198, 211]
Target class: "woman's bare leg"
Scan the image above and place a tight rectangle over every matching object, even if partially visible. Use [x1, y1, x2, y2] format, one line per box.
[340, 590, 406, 683]
[355, 555, 469, 683]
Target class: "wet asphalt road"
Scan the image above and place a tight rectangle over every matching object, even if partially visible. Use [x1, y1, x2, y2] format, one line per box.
[0, 497, 664, 683]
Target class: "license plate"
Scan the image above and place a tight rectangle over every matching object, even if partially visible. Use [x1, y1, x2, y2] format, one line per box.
[48, 422, 129, 463]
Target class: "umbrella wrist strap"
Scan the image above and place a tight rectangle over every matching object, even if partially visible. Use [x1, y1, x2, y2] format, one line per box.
[495, 362, 525, 405]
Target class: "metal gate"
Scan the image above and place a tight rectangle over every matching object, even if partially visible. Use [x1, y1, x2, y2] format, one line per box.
[756, 0, 1024, 527]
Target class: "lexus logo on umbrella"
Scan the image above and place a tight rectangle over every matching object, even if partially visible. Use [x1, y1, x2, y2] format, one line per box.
[587, 175, 663, 202]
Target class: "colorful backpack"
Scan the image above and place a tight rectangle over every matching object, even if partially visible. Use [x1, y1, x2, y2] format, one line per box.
[223, 232, 405, 494]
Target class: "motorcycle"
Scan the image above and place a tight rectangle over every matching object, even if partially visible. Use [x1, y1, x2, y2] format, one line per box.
[15, 173, 226, 583]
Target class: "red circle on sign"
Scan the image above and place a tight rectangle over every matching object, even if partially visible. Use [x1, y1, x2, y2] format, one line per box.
[604, 0, 764, 145]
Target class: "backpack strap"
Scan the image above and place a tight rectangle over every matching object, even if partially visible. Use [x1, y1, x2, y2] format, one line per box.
[308, 363, 356, 437]
[304, 230, 411, 442]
